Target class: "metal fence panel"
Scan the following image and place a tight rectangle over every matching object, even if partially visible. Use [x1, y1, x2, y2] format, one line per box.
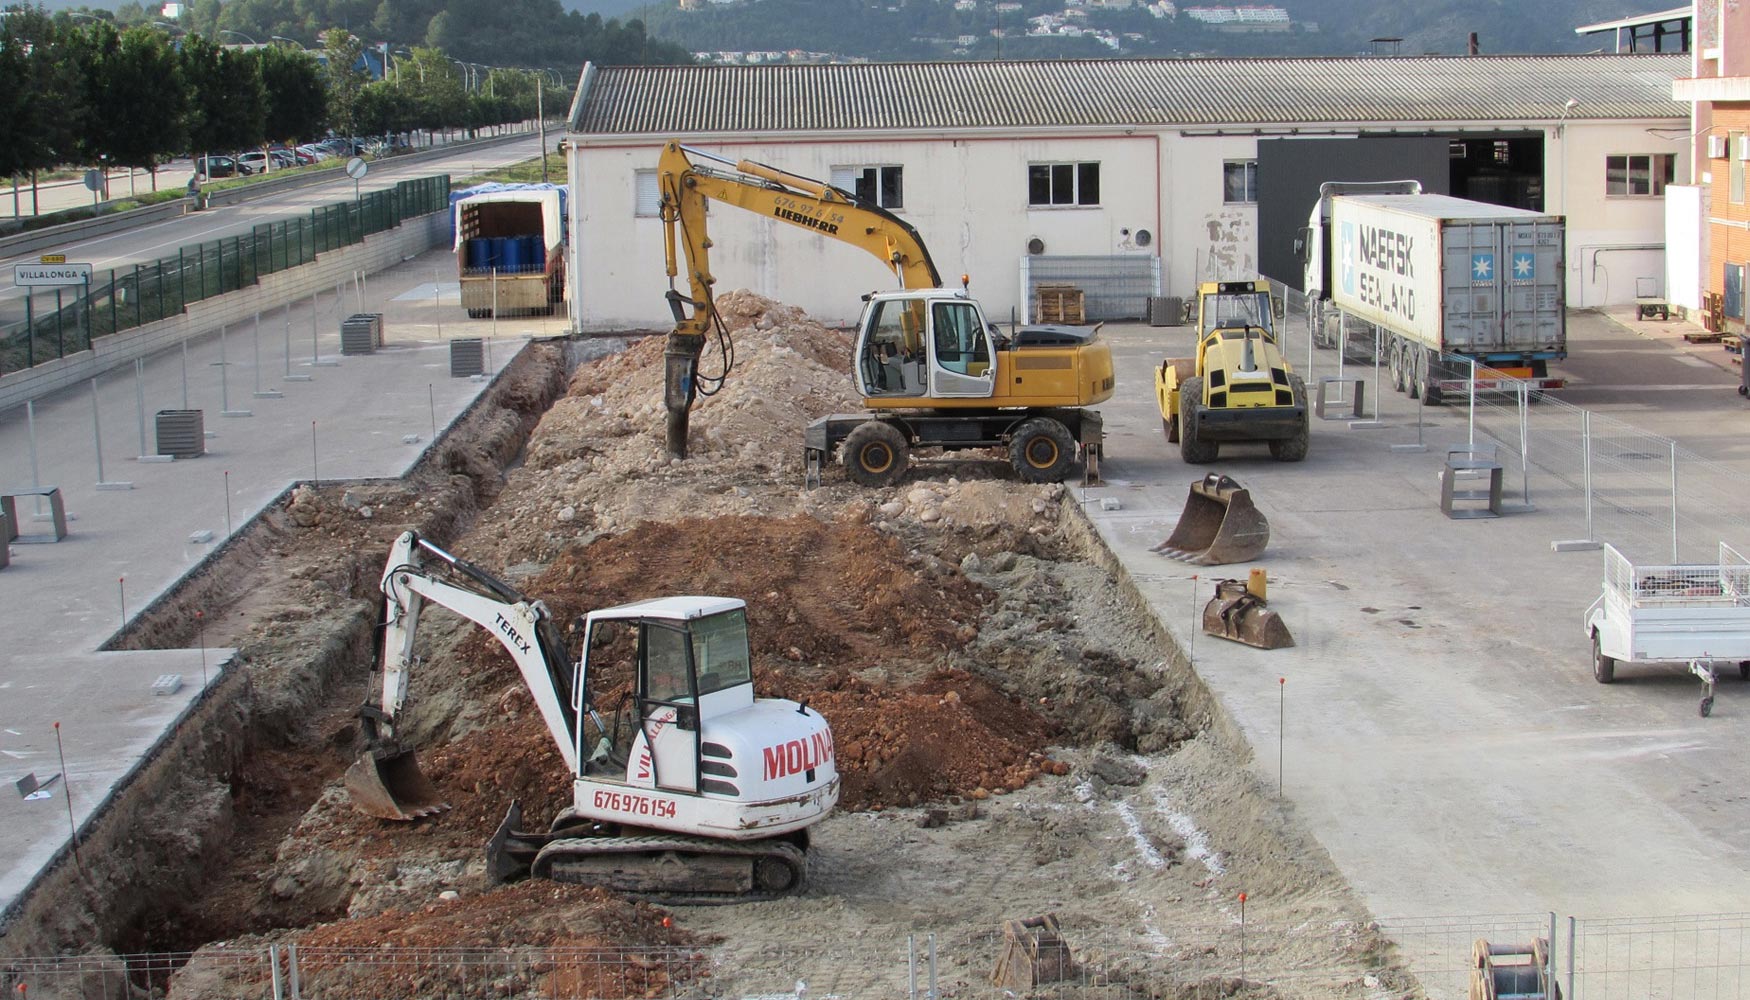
[0, 174, 450, 377]
[1021, 254, 1162, 322]
[1573, 913, 1750, 1000]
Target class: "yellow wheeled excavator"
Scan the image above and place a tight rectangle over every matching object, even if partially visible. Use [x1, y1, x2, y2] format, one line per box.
[345, 530, 839, 902]
[657, 140, 1116, 487]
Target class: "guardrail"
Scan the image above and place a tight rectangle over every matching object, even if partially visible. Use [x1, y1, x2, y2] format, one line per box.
[0, 200, 190, 260]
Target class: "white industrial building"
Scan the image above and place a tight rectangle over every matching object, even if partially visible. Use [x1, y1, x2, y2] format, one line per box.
[563, 55, 1688, 332]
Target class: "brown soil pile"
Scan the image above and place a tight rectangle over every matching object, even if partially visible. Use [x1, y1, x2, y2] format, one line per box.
[757, 667, 1064, 810]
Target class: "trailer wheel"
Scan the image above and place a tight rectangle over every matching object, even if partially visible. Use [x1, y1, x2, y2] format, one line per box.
[1178, 377, 1219, 464]
[1268, 377, 1311, 462]
[1010, 417, 1077, 483]
[1701, 695, 1715, 718]
[468, 308, 488, 319]
[1593, 630, 1616, 684]
[842, 421, 908, 488]
[1389, 342, 1407, 394]
[1739, 661, 1749, 681]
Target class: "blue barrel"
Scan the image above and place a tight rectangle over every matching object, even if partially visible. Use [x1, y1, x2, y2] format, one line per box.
[500, 235, 524, 274]
[465, 238, 491, 270]
[522, 235, 544, 272]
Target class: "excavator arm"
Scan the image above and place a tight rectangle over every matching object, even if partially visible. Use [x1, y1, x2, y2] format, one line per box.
[347, 529, 586, 820]
[656, 140, 943, 458]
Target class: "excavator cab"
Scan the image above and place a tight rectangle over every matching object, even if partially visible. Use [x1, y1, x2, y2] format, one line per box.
[856, 292, 995, 400]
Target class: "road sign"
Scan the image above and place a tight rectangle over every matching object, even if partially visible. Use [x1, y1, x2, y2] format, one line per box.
[83, 169, 103, 192]
[14, 262, 93, 287]
[345, 157, 368, 180]
[39, 254, 66, 264]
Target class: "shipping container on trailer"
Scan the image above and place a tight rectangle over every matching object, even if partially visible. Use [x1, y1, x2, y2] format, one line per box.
[1301, 186, 1566, 403]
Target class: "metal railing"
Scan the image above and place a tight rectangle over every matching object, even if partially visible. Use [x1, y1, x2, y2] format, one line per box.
[0, 175, 450, 377]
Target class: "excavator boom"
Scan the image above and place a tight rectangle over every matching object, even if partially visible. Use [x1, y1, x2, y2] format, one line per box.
[657, 141, 942, 458]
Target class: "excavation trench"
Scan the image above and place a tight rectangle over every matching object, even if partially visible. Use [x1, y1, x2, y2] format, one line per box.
[5, 294, 1395, 1000]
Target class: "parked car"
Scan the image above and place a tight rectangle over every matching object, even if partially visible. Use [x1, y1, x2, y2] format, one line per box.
[296, 144, 332, 162]
[235, 151, 269, 175]
[195, 155, 236, 179]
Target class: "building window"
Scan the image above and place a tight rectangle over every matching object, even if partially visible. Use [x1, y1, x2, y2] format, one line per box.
[1605, 154, 1675, 197]
[1028, 162, 1100, 206]
[634, 170, 662, 217]
[1733, 134, 1746, 206]
[831, 165, 903, 208]
[1223, 160, 1258, 204]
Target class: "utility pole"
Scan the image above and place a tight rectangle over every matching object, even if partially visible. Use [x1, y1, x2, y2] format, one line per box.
[537, 80, 548, 183]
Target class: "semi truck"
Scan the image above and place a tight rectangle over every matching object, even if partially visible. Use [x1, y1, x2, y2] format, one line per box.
[454, 186, 566, 318]
[1297, 182, 1566, 402]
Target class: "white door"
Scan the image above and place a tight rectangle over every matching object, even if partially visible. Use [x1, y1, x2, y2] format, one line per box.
[927, 300, 996, 398]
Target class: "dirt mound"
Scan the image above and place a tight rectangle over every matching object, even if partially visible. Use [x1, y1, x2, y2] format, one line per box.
[516, 513, 986, 669]
[757, 668, 1063, 810]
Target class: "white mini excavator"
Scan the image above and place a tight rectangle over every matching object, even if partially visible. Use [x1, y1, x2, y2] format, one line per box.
[345, 530, 840, 902]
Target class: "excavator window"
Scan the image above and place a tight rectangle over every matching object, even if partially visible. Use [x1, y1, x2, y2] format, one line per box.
[690, 609, 752, 696]
[641, 623, 693, 705]
[860, 298, 926, 396]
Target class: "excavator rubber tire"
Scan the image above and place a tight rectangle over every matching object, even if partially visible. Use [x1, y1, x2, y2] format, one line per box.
[1592, 630, 1616, 684]
[1178, 377, 1219, 464]
[1009, 417, 1077, 483]
[1267, 375, 1311, 462]
[843, 420, 909, 488]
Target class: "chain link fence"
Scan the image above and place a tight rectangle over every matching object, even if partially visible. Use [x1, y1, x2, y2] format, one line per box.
[10, 912, 1750, 1000]
[0, 175, 450, 377]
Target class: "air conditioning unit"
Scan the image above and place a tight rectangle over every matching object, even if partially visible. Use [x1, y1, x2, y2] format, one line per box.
[1708, 135, 1729, 159]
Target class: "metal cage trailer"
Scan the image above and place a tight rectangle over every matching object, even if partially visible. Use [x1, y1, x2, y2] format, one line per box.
[1585, 543, 1750, 716]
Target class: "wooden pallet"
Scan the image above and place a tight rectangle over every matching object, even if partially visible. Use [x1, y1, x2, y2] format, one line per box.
[1034, 284, 1085, 325]
[1684, 330, 1726, 344]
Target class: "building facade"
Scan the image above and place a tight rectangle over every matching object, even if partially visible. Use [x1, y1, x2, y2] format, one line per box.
[1673, 1, 1750, 326]
[565, 56, 1687, 332]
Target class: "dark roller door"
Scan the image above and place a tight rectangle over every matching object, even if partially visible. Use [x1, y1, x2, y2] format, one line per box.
[1256, 137, 1449, 293]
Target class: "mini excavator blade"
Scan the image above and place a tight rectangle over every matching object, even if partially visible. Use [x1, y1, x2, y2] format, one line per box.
[1152, 474, 1270, 566]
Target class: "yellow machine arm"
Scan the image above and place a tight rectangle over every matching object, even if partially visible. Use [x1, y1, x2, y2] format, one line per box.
[656, 140, 943, 458]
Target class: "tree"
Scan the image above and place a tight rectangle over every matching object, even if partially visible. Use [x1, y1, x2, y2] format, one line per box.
[178, 32, 227, 160]
[88, 25, 187, 189]
[322, 28, 366, 136]
[255, 44, 325, 143]
[216, 41, 267, 150]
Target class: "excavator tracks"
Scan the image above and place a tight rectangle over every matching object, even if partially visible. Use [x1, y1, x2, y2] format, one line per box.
[530, 835, 809, 905]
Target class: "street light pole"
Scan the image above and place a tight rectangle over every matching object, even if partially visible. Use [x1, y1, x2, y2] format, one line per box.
[218, 28, 258, 46]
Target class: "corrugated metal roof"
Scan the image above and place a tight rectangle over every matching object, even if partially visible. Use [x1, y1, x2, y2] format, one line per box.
[569, 55, 1689, 135]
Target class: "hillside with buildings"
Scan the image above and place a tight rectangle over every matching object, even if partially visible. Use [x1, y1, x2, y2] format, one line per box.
[607, 0, 1653, 63]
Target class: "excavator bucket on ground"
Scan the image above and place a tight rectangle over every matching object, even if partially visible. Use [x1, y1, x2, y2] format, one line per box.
[344, 744, 449, 821]
[1152, 473, 1270, 566]
[1202, 578, 1294, 649]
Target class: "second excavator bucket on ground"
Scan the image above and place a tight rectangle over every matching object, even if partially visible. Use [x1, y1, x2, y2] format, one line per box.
[344, 745, 450, 821]
[1202, 578, 1294, 649]
[1152, 473, 1270, 566]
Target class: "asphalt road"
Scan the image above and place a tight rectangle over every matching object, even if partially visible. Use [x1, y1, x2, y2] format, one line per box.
[0, 130, 557, 325]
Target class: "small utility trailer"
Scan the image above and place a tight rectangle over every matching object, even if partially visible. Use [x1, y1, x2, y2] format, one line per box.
[1585, 543, 1750, 717]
